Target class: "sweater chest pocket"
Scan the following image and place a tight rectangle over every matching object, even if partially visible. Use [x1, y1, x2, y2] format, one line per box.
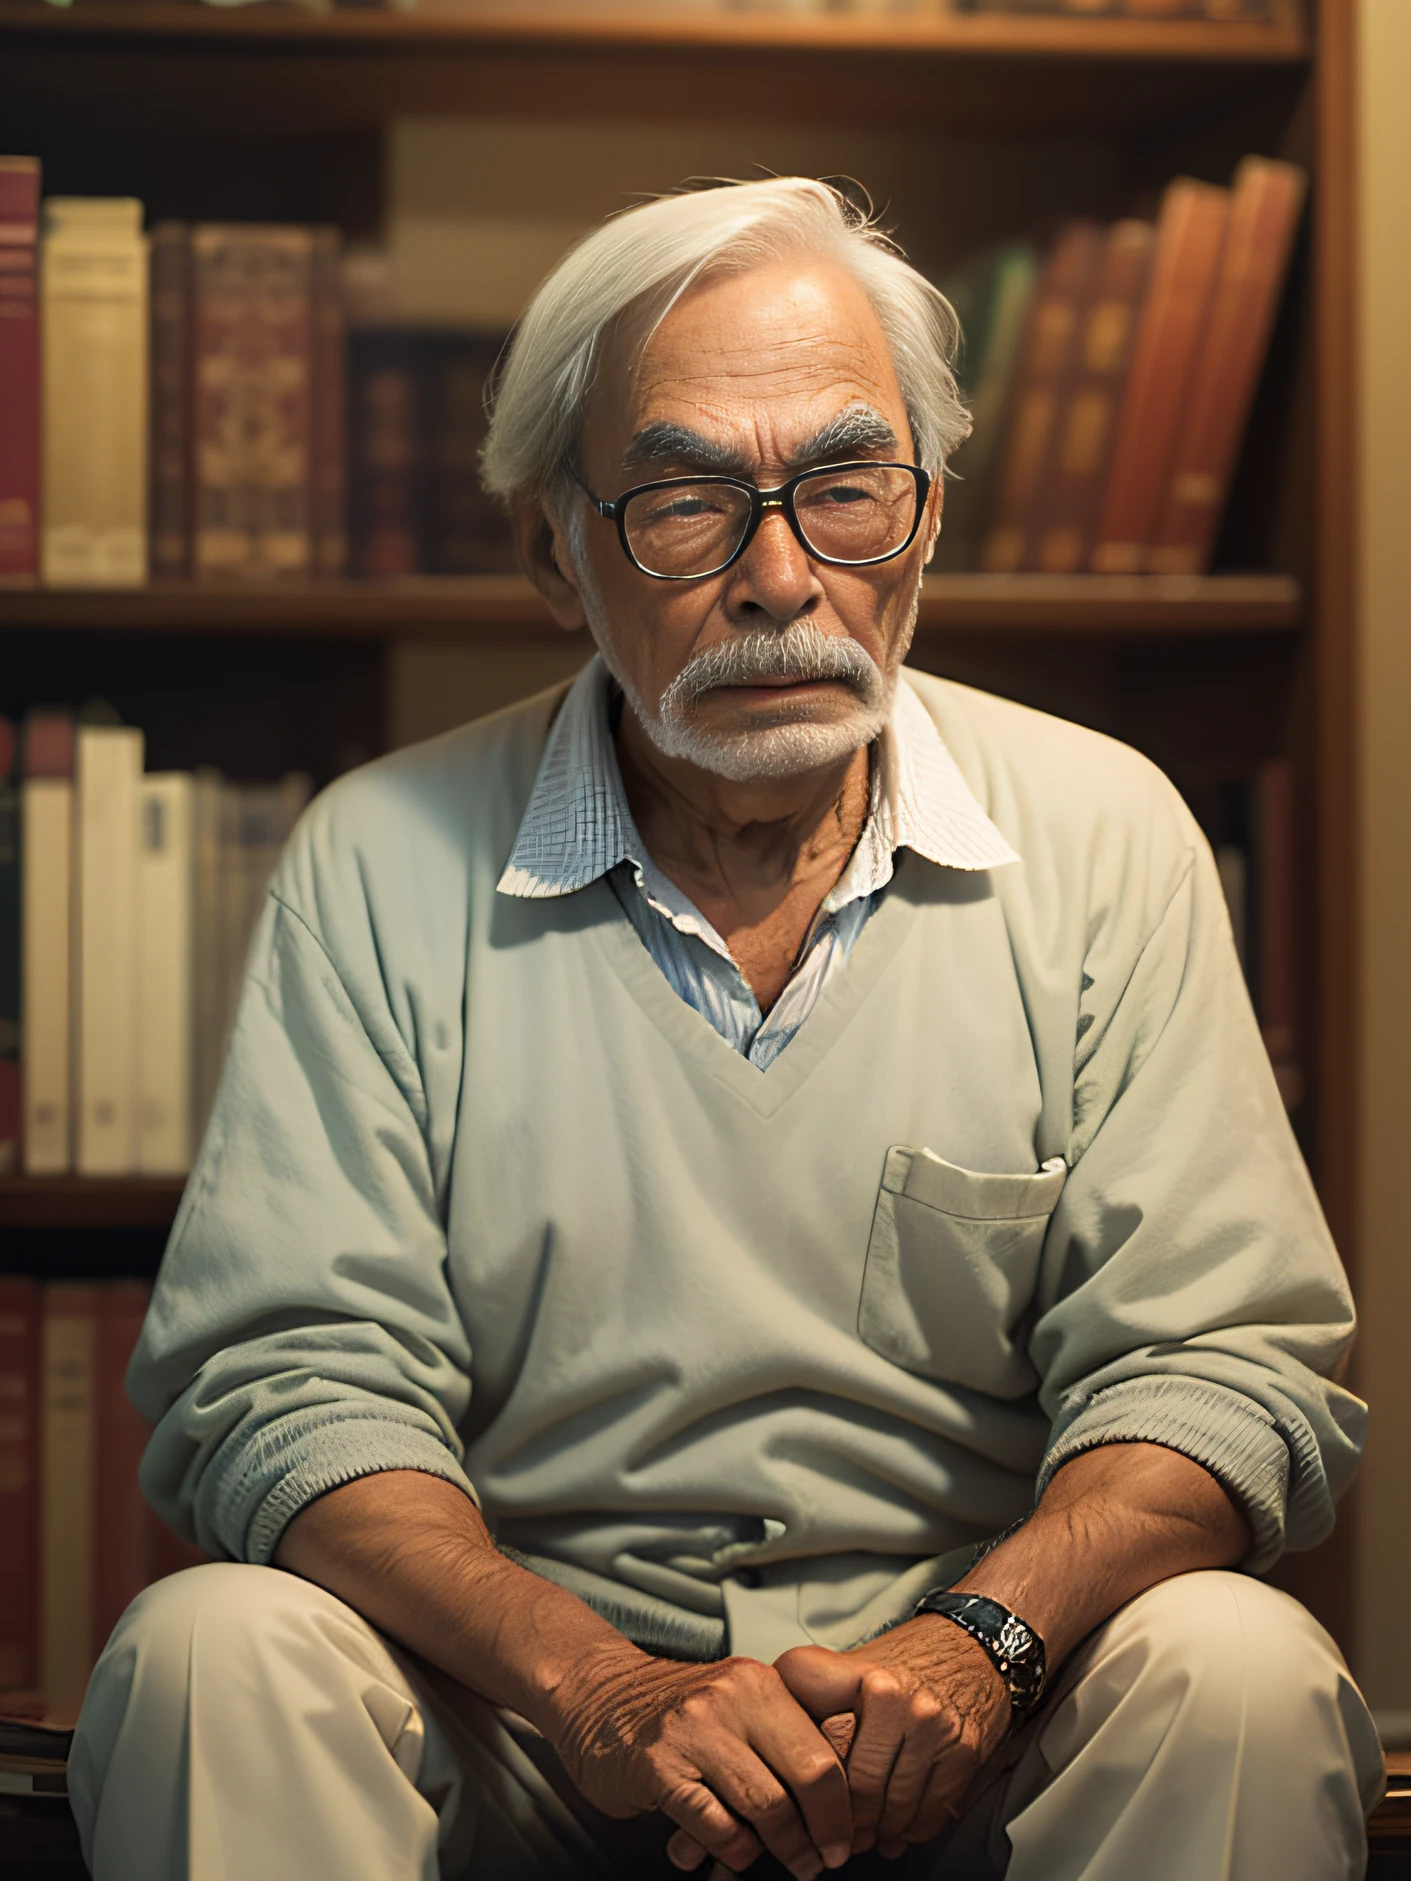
[858, 1147, 1068, 1398]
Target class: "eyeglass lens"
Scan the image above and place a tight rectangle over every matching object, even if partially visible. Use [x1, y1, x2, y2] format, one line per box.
[621, 464, 920, 578]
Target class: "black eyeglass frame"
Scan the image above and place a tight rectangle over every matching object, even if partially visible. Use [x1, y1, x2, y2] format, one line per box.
[571, 459, 934, 582]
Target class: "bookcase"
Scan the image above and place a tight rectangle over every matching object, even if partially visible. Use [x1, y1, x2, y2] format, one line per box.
[0, 0, 1359, 1648]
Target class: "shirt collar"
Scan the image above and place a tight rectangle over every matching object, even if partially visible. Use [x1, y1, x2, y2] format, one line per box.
[497, 654, 1018, 901]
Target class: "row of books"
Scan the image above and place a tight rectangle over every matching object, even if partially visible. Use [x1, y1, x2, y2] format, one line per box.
[0, 1278, 203, 1724]
[936, 156, 1306, 576]
[0, 710, 310, 1178]
[0, 160, 517, 587]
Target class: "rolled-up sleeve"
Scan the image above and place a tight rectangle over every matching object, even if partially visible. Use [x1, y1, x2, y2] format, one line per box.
[1030, 833, 1363, 1574]
[131, 885, 475, 1566]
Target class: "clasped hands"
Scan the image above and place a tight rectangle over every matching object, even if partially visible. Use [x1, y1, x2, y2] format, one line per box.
[553, 1613, 1011, 1880]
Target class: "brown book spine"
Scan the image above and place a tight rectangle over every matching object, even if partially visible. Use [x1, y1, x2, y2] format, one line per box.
[40, 1282, 99, 1722]
[310, 227, 348, 579]
[0, 158, 40, 584]
[93, 1283, 154, 1652]
[1089, 180, 1230, 574]
[0, 1277, 40, 1696]
[1025, 219, 1156, 574]
[191, 225, 315, 583]
[1147, 158, 1308, 576]
[148, 222, 191, 581]
[981, 222, 1106, 574]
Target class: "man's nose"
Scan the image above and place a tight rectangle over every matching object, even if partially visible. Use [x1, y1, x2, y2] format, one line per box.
[723, 507, 823, 623]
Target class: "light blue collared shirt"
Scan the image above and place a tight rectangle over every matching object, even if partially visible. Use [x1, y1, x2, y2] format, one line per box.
[498, 657, 1018, 1068]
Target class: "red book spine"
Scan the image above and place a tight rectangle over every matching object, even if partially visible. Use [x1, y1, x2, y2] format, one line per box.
[0, 1277, 40, 1697]
[148, 222, 191, 582]
[0, 158, 40, 583]
[93, 1283, 155, 1651]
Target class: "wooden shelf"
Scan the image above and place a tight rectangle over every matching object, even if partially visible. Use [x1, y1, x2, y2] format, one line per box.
[0, 1, 1309, 136]
[0, 3, 1310, 62]
[0, 573, 1302, 638]
[0, 1177, 186, 1230]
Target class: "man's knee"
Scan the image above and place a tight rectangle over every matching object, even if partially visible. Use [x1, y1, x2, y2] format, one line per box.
[96, 1561, 339, 1691]
[1082, 1568, 1381, 1801]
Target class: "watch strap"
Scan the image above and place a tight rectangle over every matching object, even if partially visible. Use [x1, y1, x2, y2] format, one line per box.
[911, 1590, 1047, 1720]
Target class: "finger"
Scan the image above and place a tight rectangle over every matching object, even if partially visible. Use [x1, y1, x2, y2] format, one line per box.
[774, 1646, 864, 1724]
[837, 1673, 908, 1849]
[744, 1699, 854, 1871]
[657, 1775, 764, 1878]
[700, 1734, 840, 1881]
[666, 1827, 711, 1871]
[894, 1752, 969, 1854]
[820, 1713, 856, 1763]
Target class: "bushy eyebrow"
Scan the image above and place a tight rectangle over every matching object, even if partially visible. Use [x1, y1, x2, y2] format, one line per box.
[621, 403, 901, 479]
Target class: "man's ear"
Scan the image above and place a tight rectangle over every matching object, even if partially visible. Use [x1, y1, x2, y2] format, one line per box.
[512, 489, 589, 633]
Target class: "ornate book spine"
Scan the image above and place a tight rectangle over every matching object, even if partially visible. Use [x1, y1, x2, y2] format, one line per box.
[191, 225, 315, 583]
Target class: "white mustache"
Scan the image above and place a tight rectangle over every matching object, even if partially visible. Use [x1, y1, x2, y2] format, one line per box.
[659, 623, 883, 717]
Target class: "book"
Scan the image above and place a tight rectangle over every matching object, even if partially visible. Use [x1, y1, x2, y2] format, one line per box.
[348, 329, 421, 576]
[93, 1284, 154, 1653]
[149, 221, 191, 582]
[39, 199, 149, 588]
[981, 222, 1106, 574]
[0, 1278, 40, 1697]
[1025, 218, 1155, 574]
[39, 1284, 99, 1724]
[934, 243, 1039, 572]
[136, 775, 194, 1175]
[191, 225, 315, 583]
[1090, 178, 1230, 574]
[1147, 158, 1308, 575]
[74, 724, 144, 1176]
[348, 328, 516, 576]
[311, 226, 348, 579]
[0, 158, 41, 584]
[0, 718, 17, 1176]
[19, 711, 75, 1175]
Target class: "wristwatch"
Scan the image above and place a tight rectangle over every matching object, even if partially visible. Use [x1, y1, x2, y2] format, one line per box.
[911, 1590, 1047, 1722]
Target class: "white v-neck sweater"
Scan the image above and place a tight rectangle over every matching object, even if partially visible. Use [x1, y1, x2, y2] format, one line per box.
[133, 671, 1361, 1662]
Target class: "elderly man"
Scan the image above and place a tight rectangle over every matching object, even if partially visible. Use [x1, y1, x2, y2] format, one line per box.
[72, 179, 1379, 1881]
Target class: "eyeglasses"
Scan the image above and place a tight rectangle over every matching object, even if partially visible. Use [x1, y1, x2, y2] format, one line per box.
[572, 460, 932, 582]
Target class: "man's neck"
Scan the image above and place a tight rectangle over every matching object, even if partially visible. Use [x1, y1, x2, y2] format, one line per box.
[614, 704, 872, 1013]
[615, 706, 871, 906]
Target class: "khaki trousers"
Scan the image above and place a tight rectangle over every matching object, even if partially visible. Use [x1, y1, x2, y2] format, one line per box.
[69, 1562, 1384, 1881]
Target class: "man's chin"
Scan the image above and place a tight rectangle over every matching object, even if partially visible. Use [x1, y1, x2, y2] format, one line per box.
[650, 704, 887, 784]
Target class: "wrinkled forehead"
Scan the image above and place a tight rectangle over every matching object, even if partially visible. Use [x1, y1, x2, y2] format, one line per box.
[583, 256, 912, 474]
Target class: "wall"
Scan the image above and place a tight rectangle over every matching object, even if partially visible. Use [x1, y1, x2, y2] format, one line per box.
[1354, 0, 1411, 1713]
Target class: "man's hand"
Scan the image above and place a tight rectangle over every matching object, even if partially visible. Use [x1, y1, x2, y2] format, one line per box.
[551, 1644, 854, 1879]
[666, 1620, 1007, 1869]
[774, 1620, 1010, 1859]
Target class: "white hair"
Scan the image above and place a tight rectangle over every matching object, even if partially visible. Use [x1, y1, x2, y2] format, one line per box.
[480, 176, 971, 513]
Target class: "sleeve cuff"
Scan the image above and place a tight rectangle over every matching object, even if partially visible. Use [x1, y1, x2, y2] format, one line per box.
[199, 1406, 480, 1566]
[1037, 1376, 1292, 1573]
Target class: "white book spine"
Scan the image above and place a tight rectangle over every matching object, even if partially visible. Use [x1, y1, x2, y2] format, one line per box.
[40, 199, 149, 588]
[75, 726, 143, 1176]
[20, 779, 72, 1174]
[136, 774, 194, 1175]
